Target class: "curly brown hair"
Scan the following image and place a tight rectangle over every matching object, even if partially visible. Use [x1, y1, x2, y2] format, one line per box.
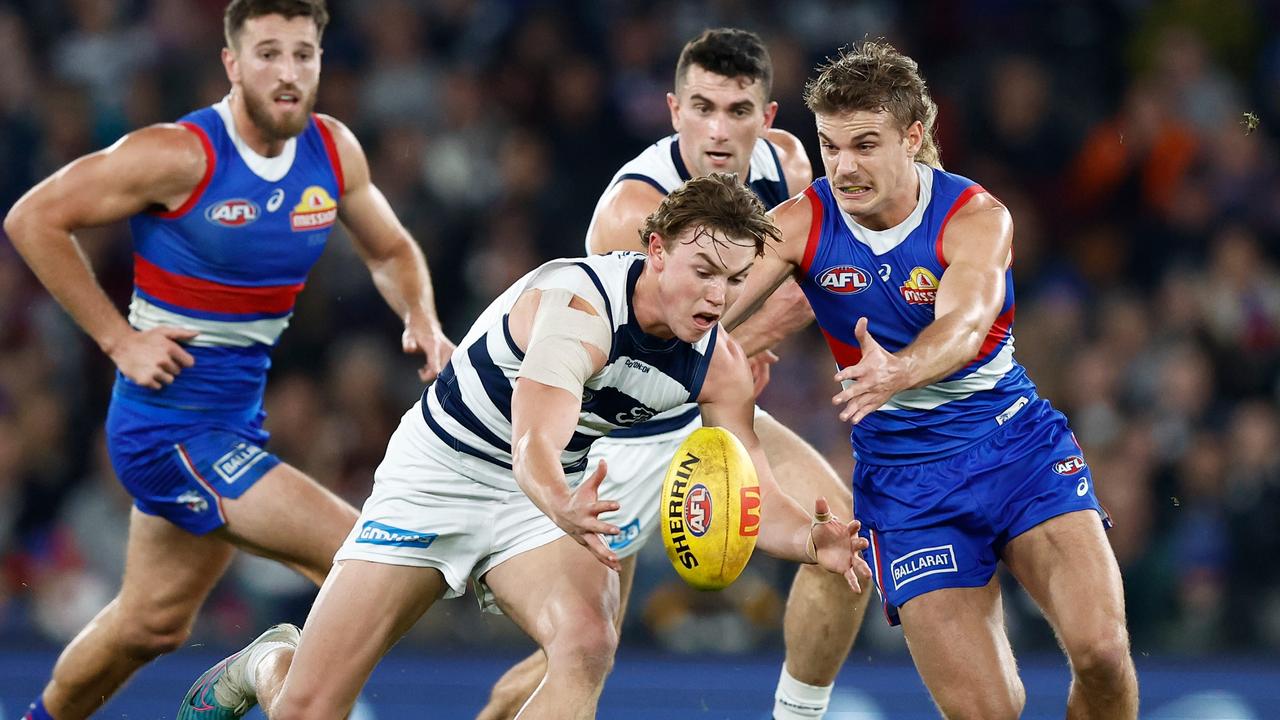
[224, 0, 329, 50]
[638, 173, 781, 257]
[803, 40, 942, 168]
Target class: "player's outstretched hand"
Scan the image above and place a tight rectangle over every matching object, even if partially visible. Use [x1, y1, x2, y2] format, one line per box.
[552, 459, 622, 572]
[748, 349, 779, 399]
[809, 497, 872, 593]
[402, 318, 455, 382]
[832, 317, 906, 424]
[108, 326, 198, 389]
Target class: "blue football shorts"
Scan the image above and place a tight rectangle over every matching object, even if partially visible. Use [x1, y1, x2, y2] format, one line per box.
[105, 395, 281, 535]
[854, 398, 1110, 626]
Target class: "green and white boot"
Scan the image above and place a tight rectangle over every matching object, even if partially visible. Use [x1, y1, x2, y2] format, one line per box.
[177, 623, 301, 719]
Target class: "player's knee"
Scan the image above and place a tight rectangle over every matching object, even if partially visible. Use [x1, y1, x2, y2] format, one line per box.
[936, 681, 1024, 720]
[113, 611, 193, 659]
[272, 697, 341, 720]
[546, 618, 617, 681]
[1068, 627, 1134, 689]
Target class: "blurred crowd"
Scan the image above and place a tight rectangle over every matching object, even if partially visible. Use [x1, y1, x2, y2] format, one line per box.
[1, 0, 1279, 662]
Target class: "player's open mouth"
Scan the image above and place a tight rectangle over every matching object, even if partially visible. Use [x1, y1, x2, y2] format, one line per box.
[274, 93, 300, 108]
[693, 312, 719, 329]
[706, 151, 732, 164]
[838, 185, 872, 198]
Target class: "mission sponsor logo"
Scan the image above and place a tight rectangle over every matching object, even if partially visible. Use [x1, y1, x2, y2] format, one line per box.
[817, 265, 872, 294]
[354, 520, 437, 548]
[900, 266, 939, 305]
[1052, 455, 1086, 476]
[290, 185, 338, 231]
[205, 198, 260, 227]
[890, 544, 958, 590]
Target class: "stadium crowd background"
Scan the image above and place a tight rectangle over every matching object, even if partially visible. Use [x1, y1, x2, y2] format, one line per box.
[0, 0, 1278, 667]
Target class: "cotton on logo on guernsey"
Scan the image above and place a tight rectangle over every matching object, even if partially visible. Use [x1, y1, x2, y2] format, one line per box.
[684, 484, 712, 537]
[900, 266, 939, 305]
[290, 185, 338, 231]
[1053, 455, 1086, 475]
[205, 199, 259, 227]
[354, 520, 437, 548]
[890, 544, 958, 590]
[817, 265, 872, 294]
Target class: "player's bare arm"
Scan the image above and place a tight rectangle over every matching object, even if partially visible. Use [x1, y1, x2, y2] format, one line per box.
[766, 128, 813, 197]
[584, 179, 667, 255]
[321, 114, 453, 381]
[697, 330, 869, 591]
[507, 288, 621, 570]
[3, 125, 207, 389]
[832, 193, 1013, 424]
[722, 190, 812, 332]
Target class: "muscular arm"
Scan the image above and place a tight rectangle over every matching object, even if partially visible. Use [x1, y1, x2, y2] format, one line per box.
[508, 289, 620, 569]
[722, 191, 812, 332]
[833, 193, 1013, 423]
[3, 125, 205, 387]
[697, 333, 868, 591]
[322, 114, 452, 380]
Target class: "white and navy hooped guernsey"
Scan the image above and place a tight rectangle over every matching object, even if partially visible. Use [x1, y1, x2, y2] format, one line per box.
[799, 163, 1037, 465]
[422, 252, 718, 491]
[588, 133, 789, 439]
[120, 98, 343, 413]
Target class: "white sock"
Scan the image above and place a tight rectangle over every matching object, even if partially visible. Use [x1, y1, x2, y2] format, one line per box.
[773, 665, 834, 719]
[244, 641, 294, 693]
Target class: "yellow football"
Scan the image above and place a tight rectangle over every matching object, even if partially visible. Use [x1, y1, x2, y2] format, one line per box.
[659, 426, 761, 591]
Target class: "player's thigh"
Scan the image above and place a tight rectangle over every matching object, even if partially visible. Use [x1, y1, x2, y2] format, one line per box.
[484, 535, 621, 654]
[590, 436, 672, 561]
[1001, 509, 1129, 659]
[279, 559, 448, 715]
[218, 462, 358, 580]
[117, 507, 236, 628]
[755, 411, 852, 517]
[899, 576, 1023, 717]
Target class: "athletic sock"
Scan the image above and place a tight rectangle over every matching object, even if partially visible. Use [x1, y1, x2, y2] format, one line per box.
[242, 640, 294, 695]
[24, 697, 54, 720]
[772, 665, 833, 719]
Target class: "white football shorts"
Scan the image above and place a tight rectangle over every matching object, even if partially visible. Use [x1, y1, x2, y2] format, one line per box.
[334, 401, 579, 613]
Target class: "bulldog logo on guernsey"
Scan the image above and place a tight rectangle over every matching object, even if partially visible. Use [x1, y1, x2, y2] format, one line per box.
[900, 267, 939, 305]
[817, 265, 872, 294]
[290, 186, 338, 231]
[684, 484, 712, 537]
[205, 199, 260, 227]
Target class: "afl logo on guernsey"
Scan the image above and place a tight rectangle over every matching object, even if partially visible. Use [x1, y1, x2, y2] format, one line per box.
[900, 267, 939, 305]
[1052, 455, 1086, 475]
[205, 199, 260, 227]
[684, 483, 712, 537]
[290, 186, 338, 231]
[817, 265, 872, 294]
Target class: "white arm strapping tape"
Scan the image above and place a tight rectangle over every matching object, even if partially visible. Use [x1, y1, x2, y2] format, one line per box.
[516, 288, 612, 394]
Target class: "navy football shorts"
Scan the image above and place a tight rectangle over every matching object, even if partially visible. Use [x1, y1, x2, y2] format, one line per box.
[854, 398, 1110, 626]
[106, 395, 281, 534]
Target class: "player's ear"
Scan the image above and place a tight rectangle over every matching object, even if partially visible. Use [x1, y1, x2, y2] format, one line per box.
[647, 232, 667, 270]
[761, 100, 779, 131]
[904, 120, 924, 157]
[667, 92, 681, 132]
[222, 46, 239, 84]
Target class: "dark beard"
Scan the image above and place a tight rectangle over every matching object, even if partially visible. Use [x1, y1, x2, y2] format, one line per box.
[242, 87, 314, 141]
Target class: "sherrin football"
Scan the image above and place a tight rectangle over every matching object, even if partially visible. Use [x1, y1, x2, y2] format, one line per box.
[659, 426, 761, 590]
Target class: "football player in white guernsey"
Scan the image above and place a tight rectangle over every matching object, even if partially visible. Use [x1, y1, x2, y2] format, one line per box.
[6, 3, 452, 720]
[725, 42, 1139, 720]
[177, 174, 872, 720]
[481, 29, 867, 720]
